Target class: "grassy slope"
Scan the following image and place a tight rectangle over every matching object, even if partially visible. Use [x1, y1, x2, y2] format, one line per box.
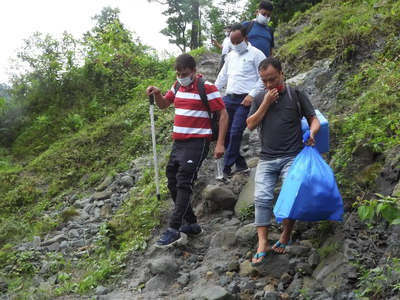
[0, 48, 211, 298]
[277, 0, 399, 69]
[276, 0, 400, 197]
[276, 0, 400, 297]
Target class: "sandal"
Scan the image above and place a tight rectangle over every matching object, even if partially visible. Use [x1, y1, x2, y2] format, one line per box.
[251, 251, 270, 266]
[271, 240, 292, 254]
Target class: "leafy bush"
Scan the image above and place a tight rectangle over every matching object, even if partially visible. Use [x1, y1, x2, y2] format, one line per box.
[356, 193, 400, 227]
[355, 258, 400, 299]
[238, 204, 255, 221]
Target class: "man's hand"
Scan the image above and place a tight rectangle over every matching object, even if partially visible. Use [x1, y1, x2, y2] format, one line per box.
[263, 88, 279, 105]
[146, 86, 161, 97]
[146, 86, 172, 109]
[241, 95, 253, 106]
[305, 135, 316, 147]
[214, 143, 225, 159]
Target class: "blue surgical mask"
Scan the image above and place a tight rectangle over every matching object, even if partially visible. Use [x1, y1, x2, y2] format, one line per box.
[177, 74, 194, 86]
[257, 14, 270, 25]
[233, 40, 248, 55]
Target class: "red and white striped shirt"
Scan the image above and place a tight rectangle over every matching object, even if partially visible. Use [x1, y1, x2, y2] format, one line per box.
[165, 74, 225, 141]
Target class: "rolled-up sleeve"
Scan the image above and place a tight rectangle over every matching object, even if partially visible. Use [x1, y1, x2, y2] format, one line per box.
[248, 51, 266, 97]
[215, 55, 229, 91]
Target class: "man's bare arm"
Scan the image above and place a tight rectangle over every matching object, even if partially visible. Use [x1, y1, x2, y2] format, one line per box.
[146, 86, 172, 109]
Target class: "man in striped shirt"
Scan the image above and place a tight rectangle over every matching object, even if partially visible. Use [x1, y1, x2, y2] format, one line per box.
[146, 53, 228, 247]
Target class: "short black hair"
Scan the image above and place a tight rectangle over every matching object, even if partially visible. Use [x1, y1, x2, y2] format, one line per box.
[230, 24, 247, 38]
[174, 53, 196, 71]
[258, 0, 273, 11]
[223, 25, 232, 29]
[258, 57, 282, 72]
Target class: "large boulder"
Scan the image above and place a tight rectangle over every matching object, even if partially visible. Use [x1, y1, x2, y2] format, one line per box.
[190, 285, 236, 300]
[203, 185, 237, 211]
[235, 168, 256, 217]
[148, 258, 179, 276]
[197, 52, 220, 83]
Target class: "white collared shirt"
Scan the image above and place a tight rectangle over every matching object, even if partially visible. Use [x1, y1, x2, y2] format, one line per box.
[215, 43, 266, 97]
[221, 37, 232, 55]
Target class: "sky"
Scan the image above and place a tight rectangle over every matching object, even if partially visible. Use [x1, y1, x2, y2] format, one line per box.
[0, 0, 183, 84]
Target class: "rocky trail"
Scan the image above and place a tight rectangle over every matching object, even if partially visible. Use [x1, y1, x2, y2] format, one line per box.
[2, 126, 400, 300]
[1, 53, 400, 300]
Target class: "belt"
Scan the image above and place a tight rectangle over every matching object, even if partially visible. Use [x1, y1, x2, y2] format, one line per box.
[227, 93, 248, 98]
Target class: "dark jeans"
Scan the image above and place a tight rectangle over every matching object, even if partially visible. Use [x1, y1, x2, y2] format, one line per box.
[166, 138, 210, 230]
[223, 95, 250, 174]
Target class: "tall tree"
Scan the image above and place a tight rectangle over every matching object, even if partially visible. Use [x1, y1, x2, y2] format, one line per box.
[241, 0, 260, 22]
[272, 0, 321, 23]
[207, 0, 241, 50]
[148, 0, 207, 52]
[0, 84, 10, 101]
[241, 0, 322, 25]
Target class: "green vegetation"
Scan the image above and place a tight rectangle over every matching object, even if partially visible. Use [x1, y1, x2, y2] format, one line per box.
[355, 193, 400, 227]
[238, 204, 255, 221]
[311, 221, 335, 246]
[329, 54, 400, 197]
[0, 6, 176, 298]
[354, 257, 400, 299]
[241, 0, 322, 26]
[0, 6, 175, 238]
[318, 243, 340, 259]
[0, 0, 399, 298]
[277, 0, 400, 71]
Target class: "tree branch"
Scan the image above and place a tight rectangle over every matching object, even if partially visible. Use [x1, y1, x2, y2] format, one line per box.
[147, 0, 168, 5]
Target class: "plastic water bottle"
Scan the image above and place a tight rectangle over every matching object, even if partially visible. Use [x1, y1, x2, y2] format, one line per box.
[215, 158, 223, 180]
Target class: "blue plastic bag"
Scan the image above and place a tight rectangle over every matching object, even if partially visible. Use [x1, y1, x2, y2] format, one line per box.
[273, 131, 344, 223]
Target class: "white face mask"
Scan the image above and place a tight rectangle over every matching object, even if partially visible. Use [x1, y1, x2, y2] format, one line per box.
[257, 14, 270, 25]
[177, 74, 194, 86]
[225, 32, 230, 37]
[233, 40, 248, 55]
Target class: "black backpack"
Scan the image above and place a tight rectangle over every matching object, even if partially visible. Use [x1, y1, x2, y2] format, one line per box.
[174, 77, 219, 141]
[245, 20, 274, 38]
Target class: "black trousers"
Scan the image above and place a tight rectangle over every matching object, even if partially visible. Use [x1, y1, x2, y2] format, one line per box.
[166, 138, 210, 230]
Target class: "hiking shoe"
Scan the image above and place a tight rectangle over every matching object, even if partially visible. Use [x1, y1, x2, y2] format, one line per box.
[180, 223, 203, 236]
[155, 228, 182, 248]
[230, 166, 250, 177]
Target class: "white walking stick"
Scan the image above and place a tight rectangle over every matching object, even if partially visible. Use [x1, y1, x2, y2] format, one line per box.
[149, 95, 161, 201]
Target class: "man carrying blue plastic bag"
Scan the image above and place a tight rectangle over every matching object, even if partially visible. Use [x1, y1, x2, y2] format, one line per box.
[246, 57, 321, 266]
[274, 130, 343, 225]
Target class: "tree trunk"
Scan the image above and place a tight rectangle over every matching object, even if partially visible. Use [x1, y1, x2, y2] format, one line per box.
[190, 0, 200, 50]
[198, 8, 202, 47]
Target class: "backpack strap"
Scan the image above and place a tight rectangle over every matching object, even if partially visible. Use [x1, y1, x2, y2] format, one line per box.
[266, 26, 273, 37]
[173, 81, 181, 96]
[246, 20, 273, 37]
[197, 77, 212, 118]
[245, 21, 254, 36]
[286, 84, 302, 120]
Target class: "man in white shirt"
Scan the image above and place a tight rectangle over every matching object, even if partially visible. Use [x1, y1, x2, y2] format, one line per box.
[215, 23, 266, 180]
[212, 25, 232, 74]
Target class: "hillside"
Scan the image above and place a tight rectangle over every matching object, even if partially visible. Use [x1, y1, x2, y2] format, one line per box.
[0, 0, 399, 299]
